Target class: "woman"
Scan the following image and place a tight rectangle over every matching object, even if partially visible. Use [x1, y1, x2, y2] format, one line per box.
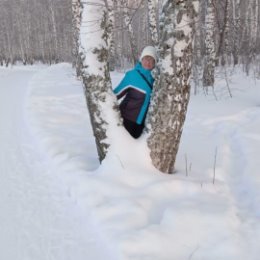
[113, 46, 157, 138]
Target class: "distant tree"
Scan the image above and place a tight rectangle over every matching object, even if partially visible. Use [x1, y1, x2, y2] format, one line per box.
[221, 0, 232, 65]
[121, 0, 139, 64]
[147, 0, 159, 45]
[0, 0, 72, 65]
[232, 0, 241, 65]
[249, 0, 259, 59]
[203, 0, 216, 87]
[72, 0, 83, 75]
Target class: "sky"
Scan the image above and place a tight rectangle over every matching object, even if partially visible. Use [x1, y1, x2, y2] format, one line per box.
[0, 63, 259, 260]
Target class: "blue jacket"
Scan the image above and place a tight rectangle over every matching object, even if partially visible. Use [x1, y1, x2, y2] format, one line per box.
[113, 63, 154, 124]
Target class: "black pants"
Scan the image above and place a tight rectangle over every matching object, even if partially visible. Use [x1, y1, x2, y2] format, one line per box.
[123, 118, 144, 139]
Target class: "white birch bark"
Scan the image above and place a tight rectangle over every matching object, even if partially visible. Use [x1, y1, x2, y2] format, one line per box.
[193, 0, 202, 66]
[47, 0, 59, 61]
[78, 0, 119, 161]
[72, 0, 83, 74]
[216, 0, 232, 65]
[107, 0, 116, 70]
[203, 0, 216, 87]
[121, 0, 138, 63]
[241, 0, 254, 72]
[250, 0, 258, 53]
[222, 0, 232, 65]
[147, 0, 199, 174]
[147, 0, 159, 45]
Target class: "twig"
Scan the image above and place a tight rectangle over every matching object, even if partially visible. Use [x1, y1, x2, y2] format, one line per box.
[224, 67, 233, 98]
[189, 246, 200, 260]
[185, 153, 188, 176]
[212, 87, 218, 101]
[213, 146, 218, 184]
[116, 154, 125, 169]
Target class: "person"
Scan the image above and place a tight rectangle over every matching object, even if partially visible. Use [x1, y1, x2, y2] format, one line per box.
[113, 46, 157, 138]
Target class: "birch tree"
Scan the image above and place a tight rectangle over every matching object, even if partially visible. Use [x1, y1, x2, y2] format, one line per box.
[232, 0, 241, 65]
[48, 0, 59, 61]
[72, 0, 83, 74]
[249, 0, 258, 57]
[222, 0, 232, 65]
[203, 0, 216, 87]
[108, 0, 116, 70]
[121, 0, 139, 64]
[216, 0, 232, 65]
[78, 0, 119, 161]
[147, 0, 159, 45]
[241, 0, 254, 73]
[147, 0, 198, 174]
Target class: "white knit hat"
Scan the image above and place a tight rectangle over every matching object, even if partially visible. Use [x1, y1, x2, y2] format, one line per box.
[139, 46, 157, 62]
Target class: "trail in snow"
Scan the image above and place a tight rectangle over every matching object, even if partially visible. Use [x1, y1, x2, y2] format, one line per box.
[218, 109, 260, 255]
[195, 105, 260, 257]
[0, 67, 114, 260]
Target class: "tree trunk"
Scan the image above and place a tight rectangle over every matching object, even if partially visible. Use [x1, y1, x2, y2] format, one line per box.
[72, 0, 83, 74]
[147, 0, 159, 45]
[203, 0, 216, 87]
[249, 0, 258, 55]
[232, 0, 241, 65]
[107, 0, 116, 71]
[78, 0, 119, 162]
[147, 0, 198, 174]
[216, 0, 232, 65]
[121, 0, 138, 64]
[48, 0, 59, 61]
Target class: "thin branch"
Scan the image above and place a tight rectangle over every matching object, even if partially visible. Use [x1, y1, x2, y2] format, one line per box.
[213, 147, 218, 184]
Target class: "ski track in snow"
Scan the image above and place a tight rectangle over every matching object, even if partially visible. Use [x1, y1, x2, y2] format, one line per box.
[0, 68, 114, 260]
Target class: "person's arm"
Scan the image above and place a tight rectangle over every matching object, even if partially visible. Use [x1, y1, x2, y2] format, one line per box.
[113, 72, 130, 99]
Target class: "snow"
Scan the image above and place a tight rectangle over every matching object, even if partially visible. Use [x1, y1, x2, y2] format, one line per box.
[0, 63, 260, 260]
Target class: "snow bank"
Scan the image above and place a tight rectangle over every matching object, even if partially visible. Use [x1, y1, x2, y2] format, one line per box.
[26, 63, 260, 260]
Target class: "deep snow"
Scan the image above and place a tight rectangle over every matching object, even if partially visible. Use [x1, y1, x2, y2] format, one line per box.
[0, 66, 115, 260]
[0, 63, 259, 260]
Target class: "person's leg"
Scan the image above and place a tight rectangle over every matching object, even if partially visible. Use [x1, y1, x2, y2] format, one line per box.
[123, 118, 144, 139]
[131, 123, 144, 138]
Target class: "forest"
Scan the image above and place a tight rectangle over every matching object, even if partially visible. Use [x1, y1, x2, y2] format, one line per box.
[1, 0, 259, 72]
[1, 0, 259, 70]
[1, 0, 259, 173]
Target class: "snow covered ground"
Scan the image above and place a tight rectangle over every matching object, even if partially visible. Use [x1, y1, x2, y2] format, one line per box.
[0, 63, 259, 260]
[0, 65, 114, 260]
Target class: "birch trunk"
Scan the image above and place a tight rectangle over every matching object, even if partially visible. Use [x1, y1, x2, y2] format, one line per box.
[250, 0, 258, 54]
[121, 0, 138, 64]
[48, 0, 59, 61]
[107, 0, 116, 71]
[216, 0, 231, 65]
[232, 0, 241, 65]
[78, 0, 119, 162]
[147, 0, 198, 174]
[203, 0, 216, 87]
[72, 0, 83, 75]
[147, 0, 159, 45]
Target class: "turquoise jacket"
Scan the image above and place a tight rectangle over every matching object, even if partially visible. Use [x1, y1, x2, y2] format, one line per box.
[113, 63, 154, 124]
